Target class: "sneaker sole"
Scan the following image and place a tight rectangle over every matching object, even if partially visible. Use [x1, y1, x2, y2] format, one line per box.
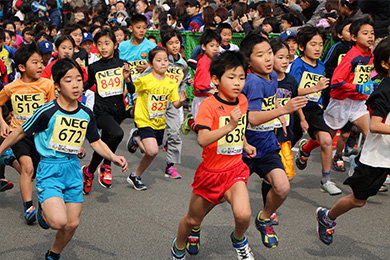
[164, 173, 182, 179]
[0, 182, 14, 192]
[320, 187, 342, 196]
[315, 207, 332, 246]
[126, 176, 147, 191]
[98, 176, 112, 189]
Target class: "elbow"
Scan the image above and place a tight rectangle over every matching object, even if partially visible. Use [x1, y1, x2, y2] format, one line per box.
[369, 124, 379, 134]
[197, 139, 207, 148]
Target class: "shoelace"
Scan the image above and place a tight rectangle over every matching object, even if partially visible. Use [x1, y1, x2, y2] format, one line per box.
[265, 226, 275, 235]
[236, 247, 251, 259]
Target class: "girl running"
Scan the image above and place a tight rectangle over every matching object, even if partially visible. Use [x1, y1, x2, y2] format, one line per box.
[82, 29, 134, 194]
[127, 46, 186, 191]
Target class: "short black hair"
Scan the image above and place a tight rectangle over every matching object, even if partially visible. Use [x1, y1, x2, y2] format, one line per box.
[373, 37, 390, 79]
[130, 14, 148, 26]
[148, 46, 168, 65]
[34, 32, 53, 43]
[296, 25, 326, 51]
[217, 23, 233, 34]
[2, 20, 15, 32]
[270, 39, 290, 55]
[262, 17, 281, 33]
[199, 29, 221, 46]
[22, 27, 34, 37]
[349, 15, 375, 38]
[334, 19, 352, 42]
[63, 23, 84, 36]
[240, 34, 269, 59]
[0, 28, 5, 41]
[55, 35, 76, 49]
[46, 0, 58, 9]
[52, 58, 84, 86]
[14, 42, 43, 73]
[161, 28, 183, 47]
[210, 51, 248, 80]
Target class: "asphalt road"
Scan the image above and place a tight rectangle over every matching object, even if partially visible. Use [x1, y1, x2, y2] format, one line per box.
[1, 117, 390, 260]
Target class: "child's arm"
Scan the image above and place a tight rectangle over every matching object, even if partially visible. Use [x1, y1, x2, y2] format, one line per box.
[172, 89, 187, 109]
[0, 126, 26, 156]
[248, 96, 307, 126]
[297, 108, 309, 133]
[243, 136, 256, 158]
[297, 77, 329, 96]
[89, 139, 128, 172]
[0, 106, 9, 139]
[198, 106, 241, 148]
[370, 116, 390, 135]
[275, 98, 287, 136]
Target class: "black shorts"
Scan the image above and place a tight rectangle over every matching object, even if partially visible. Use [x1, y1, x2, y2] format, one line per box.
[302, 105, 330, 140]
[11, 135, 40, 178]
[138, 127, 164, 146]
[242, 150, 285, 179]
[340, 121, 353, 133]
[344, 159, 390, 200]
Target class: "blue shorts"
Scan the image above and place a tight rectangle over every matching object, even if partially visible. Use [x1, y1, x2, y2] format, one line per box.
[242, 150, 285, 179]
[36, 156, 83, 204]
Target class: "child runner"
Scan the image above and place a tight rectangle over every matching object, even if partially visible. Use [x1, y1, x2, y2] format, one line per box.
[240, 34, 307, 248]
[290, 25, 342, 196]
[278, 31, 298, 72]
[171, 51, 256, 260]
[315, 37, 390, 246]
[63, 24, 89, 69]
[126, 46, 186, 191]
[128, 28, 189, 179]
[80, 32, 99, 65]
[0, 58, 127, 259]
[181, 29, 221, 135]
[0, 43, 56, 225]
[82, 29, 133, 194]
[217, 23, 239, 53]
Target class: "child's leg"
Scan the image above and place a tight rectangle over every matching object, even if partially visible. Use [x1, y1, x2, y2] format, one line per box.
[175, 193, 215, 249]
[12, 159, 22, 174]
[260, 168, 290, 219]
[18, 155, 35, 203]
[328, 194, 366, 220]
[165, 105, 183, 166]
[336, 131, 350, 156]
[352, 114, 368, 138]
[224, 181, 251, 240]
[314, 131, 332, 174]
[42, 197, 82, 254]
[134, 137, 159, 177]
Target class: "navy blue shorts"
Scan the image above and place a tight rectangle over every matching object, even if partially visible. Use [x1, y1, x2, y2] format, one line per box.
[138, 127, 164, 146]
[242, 150, 285, 179]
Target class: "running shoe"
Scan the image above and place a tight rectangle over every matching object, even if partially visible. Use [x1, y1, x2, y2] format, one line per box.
[127, 173, 147, 191]
[320, 180, 342, 195]
[231, 232, 255, 260]
[0, 179, 14, 192]
[315, 207, 336, 246]
[295, 139, 309, 170]
[171, 238, 186, 260]
[127, 128, 139, 153]
[99, 163, 112, 188]
[77, 147, 86, 159]
[45, 250, 61, 260]
[165, 166, 182, 179]
[181, 113, 193, 135]
[0, 148, 16, 165]
[348, 155, 357, 177]
[24, 205, 37, 225]
[254, 211, 278, 248]
[270, 213, 279, 225]
[186, 228, 200, 255]
[332, 156, 346, 172]
[37, 203, 49, 229]
[82, 165, 94, 195]
[385, 175, 390, 184]
[379, 184, 388, 192]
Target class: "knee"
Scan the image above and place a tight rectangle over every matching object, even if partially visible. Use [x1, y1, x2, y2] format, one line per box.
[353, 198, 367, 208]
[65, 218, 80, 232]
[273, 181, 290, 198]
[184, 214, 202, 228]
[21, 165, 34, 177]
[145, 146, 159, 157]
[234, 209, 251, 224]
[48, 216, 67, 230]
[320, 136, 333, 150]
[112, 128, 124, 142]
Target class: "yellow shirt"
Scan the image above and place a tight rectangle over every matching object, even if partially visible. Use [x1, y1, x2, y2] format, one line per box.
[134, 73, 179, 130]
[0, 77, 56, 131]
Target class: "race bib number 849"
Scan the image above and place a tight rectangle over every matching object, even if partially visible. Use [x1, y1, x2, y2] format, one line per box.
[49, 115, 88, 154]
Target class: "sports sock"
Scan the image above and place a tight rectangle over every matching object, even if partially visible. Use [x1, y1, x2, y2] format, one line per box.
[302, 139, 320, 155]
[334, 153, 342, 159]
[321, 170, 331, 182]
[23, 201, 33, 211]
[231, 232, 245, 244]
[191, 227, 201, 235]
[261, 181, 272, 207]
[102, 160, 111, 166]
[188, 119, 195, 131]
[173, 241, 185, 255]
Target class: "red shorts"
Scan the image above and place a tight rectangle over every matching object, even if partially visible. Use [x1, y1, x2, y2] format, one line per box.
[191, 160, 249, 205]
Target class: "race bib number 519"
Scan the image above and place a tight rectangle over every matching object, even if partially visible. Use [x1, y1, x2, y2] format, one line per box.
[49, 115, 88, 154]
[11, 93, 45, 121]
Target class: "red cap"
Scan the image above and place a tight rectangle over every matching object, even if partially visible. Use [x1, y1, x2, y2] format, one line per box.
[15, 1, 23, 9]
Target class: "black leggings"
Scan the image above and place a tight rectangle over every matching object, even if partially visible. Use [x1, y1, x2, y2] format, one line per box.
[88, 114, 124, 173]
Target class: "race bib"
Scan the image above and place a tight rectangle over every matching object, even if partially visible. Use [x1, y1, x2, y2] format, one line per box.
[49, 115, 88, 154]
[217, 114, 246, 155]
[96, 67, 124, 97]
[11, 93, 45, 121]
[353, 65, 373, 85]
[247, 94, 281, 131]
[128, 60, 146, 81]
[277, 97, 290, 127]
[298, 72, 323, 103]
[166, 67, 184, 87]
[147, 93, 169, 119]
[337, 54, 346, 65]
